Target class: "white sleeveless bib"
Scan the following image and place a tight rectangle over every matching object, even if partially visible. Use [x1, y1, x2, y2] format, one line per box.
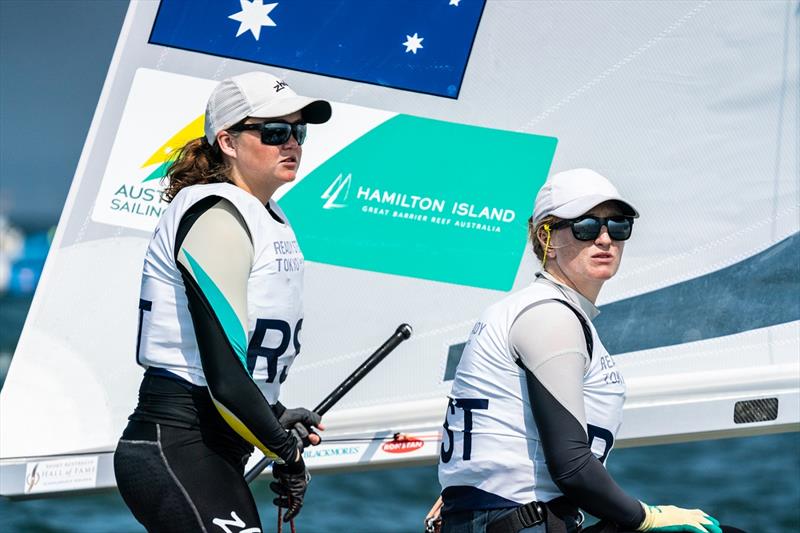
[137, 183, 304, 404]
[438, 279, 626, 505]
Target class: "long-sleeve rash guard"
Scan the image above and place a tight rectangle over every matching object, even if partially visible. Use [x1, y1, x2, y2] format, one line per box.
[509, 288, 644, 528]
[174, 195, 299, 465]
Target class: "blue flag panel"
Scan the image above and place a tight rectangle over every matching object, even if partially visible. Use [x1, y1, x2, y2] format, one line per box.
[150, 0, 486, 98]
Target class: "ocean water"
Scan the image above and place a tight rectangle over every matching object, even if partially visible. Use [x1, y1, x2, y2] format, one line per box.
[1, 434, 799, 533]
[1, 296, 799, 533]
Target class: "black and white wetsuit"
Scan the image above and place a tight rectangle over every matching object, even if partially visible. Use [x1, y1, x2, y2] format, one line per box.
[115, 183, 306, 533]
[438, 272, 644, 530]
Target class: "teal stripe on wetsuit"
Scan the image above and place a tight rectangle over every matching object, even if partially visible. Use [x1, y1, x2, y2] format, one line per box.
[182, 250, 248, 372]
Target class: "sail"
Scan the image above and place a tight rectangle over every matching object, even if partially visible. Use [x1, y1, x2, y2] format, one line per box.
[1, 0, 797, 497]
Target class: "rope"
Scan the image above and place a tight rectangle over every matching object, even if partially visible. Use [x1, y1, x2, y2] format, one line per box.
[276, 496, 297, 533]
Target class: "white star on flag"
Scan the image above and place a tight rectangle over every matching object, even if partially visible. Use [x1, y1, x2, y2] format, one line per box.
[229, 0, 278, 41]
[449, 0, 461, 6]
[403, 33, 424, 54]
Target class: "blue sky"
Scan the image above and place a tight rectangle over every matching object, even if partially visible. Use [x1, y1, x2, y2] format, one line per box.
[0, 1, 128, 228]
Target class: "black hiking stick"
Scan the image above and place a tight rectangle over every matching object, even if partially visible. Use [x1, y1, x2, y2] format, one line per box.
[245, 323, 413, 483]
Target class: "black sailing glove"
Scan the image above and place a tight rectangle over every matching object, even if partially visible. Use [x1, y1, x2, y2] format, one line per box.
[270, 456, 310, 522]
[278, 407, 322, 447]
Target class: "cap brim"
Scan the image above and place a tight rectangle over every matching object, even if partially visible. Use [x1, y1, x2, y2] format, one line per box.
[550, 194, 639, 219]
[250, 96, 332, 124]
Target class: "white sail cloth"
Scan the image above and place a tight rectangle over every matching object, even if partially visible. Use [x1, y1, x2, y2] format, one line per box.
[1, 1, 797, 497]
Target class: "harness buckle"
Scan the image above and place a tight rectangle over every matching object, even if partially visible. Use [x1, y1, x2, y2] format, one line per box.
[518, 501, 545, 526]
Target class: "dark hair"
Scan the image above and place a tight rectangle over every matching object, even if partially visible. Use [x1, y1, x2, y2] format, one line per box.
[162, 136, 233, 202]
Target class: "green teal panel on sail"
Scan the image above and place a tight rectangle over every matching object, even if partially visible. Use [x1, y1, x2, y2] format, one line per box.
[280, 115, 557, 290]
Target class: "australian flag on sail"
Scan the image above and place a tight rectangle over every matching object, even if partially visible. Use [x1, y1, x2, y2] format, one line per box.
[149, 0, 487, 98]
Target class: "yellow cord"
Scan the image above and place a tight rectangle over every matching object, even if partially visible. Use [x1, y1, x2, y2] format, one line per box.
[541, 224, 552, 269]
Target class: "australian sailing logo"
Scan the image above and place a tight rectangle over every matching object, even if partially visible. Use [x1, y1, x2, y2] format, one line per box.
[320, 172, 517, 233]
[108, 114, 204, 224]
[92, 69, 221, 232]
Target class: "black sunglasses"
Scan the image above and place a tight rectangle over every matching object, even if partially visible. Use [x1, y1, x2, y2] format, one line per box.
[228, 121, 307, 146]
[551, 215, 634, 241]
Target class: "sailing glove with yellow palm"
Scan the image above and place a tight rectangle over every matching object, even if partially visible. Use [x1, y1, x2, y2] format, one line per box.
[638, 503, 722, 533]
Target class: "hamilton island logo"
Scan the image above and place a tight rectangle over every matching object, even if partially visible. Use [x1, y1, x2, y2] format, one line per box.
[273, 112, 557, 291]
[321, 173, 352, 209]
[318, 172, 517, 233]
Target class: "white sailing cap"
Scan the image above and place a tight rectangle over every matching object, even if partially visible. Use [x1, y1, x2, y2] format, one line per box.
[204, 71, 332, 143]
[532, 168, 639, 224]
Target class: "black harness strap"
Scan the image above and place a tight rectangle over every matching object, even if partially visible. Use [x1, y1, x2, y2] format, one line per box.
[512, 298, 594, 374]
[486, 497, 580, 533]
[552, 298, 594, 358]
[486, 501, 546, 533]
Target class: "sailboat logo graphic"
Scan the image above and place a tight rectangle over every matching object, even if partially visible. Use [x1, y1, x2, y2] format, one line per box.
[140, 114, 205, 183]
[321, 173, 352, 209]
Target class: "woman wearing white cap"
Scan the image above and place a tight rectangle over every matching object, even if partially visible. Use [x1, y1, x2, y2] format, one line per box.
[432, 169, 743, 533]
[114, 71, 331, 532]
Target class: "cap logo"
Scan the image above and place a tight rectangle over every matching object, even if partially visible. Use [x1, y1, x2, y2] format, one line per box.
[274, 80, 289, 92]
